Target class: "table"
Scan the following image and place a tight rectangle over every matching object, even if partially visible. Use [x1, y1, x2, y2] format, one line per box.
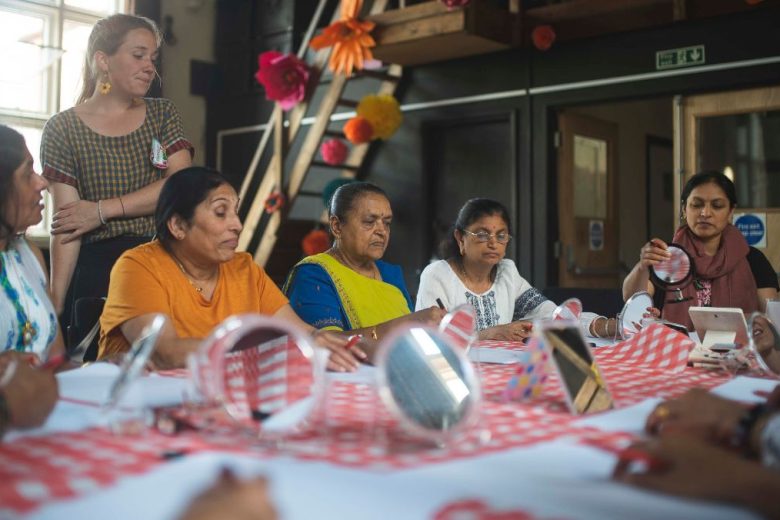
[0, 324, 770, 520]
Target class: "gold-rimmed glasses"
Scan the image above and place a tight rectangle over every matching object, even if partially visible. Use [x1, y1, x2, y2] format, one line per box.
[462, 229, 512, 244]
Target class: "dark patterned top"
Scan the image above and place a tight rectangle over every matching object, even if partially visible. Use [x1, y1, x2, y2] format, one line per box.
[41, 98, 193, 244]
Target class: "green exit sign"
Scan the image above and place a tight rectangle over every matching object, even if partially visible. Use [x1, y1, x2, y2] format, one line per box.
[656, 45, 706, 70]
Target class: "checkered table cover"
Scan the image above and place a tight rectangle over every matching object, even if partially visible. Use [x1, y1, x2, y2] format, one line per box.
[0, 326, 735, 516]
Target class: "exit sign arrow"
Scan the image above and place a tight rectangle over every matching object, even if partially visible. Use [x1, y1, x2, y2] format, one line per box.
[656, 45, 706, 70]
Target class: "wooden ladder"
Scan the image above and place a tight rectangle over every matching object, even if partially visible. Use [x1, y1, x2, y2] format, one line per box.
[237, 0, 402, 269]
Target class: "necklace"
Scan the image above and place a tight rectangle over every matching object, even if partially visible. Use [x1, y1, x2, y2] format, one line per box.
[168, 249, 213, 294]
[330, 248, 379, 280]
[0, 249, 38, 349]
[456, 258, 496, 288]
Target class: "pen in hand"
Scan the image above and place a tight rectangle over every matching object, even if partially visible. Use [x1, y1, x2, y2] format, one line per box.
[436, 298, 446, 310]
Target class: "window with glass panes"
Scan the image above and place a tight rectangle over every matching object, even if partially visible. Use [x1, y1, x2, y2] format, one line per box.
[0, 0, 126, 237]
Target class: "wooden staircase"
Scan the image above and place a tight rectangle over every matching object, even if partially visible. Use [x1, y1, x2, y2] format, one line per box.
[236, 0, 402, 284]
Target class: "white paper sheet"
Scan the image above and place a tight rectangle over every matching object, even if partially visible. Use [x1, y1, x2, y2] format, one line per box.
[468, 347, 524, 365]
[710, 375, 779, 403]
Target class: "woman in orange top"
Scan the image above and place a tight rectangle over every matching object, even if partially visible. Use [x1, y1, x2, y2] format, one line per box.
[98, 167, 362, 371]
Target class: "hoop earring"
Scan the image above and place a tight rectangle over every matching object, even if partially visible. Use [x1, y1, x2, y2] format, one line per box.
[99, 73, 111, 95]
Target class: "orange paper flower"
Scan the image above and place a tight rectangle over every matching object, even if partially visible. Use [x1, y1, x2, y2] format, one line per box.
[264, 192, 285, 214]
[309, 0, 376, 76]
[302, 229, 331, 256]
[343, 116, 374, 144]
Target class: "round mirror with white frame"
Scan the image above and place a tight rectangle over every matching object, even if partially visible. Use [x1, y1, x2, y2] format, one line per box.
[552, 298, 583, 322]
[745, 312, 780, 378]
[376, 326, 481, 445]
[617, 291, 653, 340]
[189, 314, 322, 435]
[438, 304, 478, 352]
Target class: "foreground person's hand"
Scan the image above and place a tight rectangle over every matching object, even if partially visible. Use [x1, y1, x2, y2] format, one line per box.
[178, 468, 277, 520]
[613, 435, 780, 519]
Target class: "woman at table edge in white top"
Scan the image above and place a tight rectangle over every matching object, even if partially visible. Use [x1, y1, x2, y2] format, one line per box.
[0, 125, 60, 438]
[416, 198, 616, 340]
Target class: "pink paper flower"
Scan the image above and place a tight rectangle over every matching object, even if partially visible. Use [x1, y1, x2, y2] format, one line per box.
[321, 138, 349, 165]
[532, 25, 556, 51]
[441, 0, 471, 8]
[254, 51, 310, 110]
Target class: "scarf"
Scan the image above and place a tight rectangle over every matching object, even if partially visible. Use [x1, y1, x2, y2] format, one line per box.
[662, 224, 757, 330]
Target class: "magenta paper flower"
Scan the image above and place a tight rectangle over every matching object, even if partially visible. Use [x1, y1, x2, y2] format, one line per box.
[320, 138, 349, 165]
[255, 51, 310, 110]
[441, 0, 470, 8]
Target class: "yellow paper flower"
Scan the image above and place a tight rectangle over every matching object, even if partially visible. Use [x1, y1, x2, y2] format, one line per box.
[356, 94, 402, 140]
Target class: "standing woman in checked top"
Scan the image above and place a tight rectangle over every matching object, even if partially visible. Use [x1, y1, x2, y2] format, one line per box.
[41, 14, 193, 347]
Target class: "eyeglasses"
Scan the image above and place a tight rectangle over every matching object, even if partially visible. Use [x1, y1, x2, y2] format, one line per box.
[462, 229, 512, 244]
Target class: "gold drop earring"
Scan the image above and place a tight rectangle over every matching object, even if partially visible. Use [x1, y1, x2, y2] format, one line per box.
[99, 72, 111, 95]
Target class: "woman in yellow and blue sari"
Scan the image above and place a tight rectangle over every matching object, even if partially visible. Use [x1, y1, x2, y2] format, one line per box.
[284, 182, 445, 348]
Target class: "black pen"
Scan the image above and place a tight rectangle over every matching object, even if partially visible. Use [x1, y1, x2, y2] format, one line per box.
[436, 298, 445, 310]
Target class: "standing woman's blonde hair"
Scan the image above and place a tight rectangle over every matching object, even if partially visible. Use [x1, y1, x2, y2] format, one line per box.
[77, 13, 162, 105]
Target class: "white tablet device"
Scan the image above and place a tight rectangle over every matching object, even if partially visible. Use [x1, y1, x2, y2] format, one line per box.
[688, 306, 749, 349]
[537, 319, 614, 414]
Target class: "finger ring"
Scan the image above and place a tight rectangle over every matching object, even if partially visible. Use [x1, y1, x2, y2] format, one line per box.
[655, 405, 671, 420]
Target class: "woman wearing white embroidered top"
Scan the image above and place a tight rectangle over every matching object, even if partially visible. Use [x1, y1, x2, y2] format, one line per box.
[416, 198, 616, 340]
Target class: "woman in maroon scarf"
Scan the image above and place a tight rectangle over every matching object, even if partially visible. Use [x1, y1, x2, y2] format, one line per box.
[623, 171, 778, 330]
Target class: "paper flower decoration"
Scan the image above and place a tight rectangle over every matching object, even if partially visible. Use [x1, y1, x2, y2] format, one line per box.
[357, 94, 402, 140]
[309, 0, 376, 76]
[322, 178, 357, 208]
[441, 0, 471, 8]
[264, 192, 285, 214]
[254, 51, 310, 110]
[302, 229, 331, 256]
[321, 138, 349, 165]
[343, 116, 374, 144]
[531, 25, 556, 51]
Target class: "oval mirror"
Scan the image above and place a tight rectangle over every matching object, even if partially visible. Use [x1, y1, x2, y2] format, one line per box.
[438, 304, 478, 352]
[617, 292, 653, 339]
[376, 326, 481, 444]
[552, 298, 582, 322]
[745, 312, 780, 378]
[190, 314, 321, 434]
[105, 314, 167, 411]
[649, 244, 693, 288]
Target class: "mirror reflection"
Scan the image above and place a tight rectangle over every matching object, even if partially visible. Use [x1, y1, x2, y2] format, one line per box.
[379, 327, 479, 438]
[438, 304, 478, 352]
[749, 313, 780, 376]
[191, 315, 318, 431]
[552, 298, 583, 321]
[617, 292, 653, 339]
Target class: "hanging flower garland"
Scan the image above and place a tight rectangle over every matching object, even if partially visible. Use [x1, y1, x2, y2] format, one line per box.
[320, 138, 349, 165]
[357, 94, 402, 140]
[254, 51, 310, 110]
[531, 25, 556, 51]
[264, 192, 286, 214]
[301, 229, 331, 256]
[309, 0, 376, 76]
[343, 116, 374, 144]
[441, 0, 471, 8]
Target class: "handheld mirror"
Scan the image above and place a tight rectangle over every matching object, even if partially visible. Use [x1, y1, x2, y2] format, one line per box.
[438, 304, 478, 352]
[376, 326, 481, 444]
[649, 244, 694, 303]
[617, 292, 653, 339]
[552, 298, 583, 322]
[745, 312, 780, 378]
[104, 314, 166, 411]
[190, 314, 320, 434]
